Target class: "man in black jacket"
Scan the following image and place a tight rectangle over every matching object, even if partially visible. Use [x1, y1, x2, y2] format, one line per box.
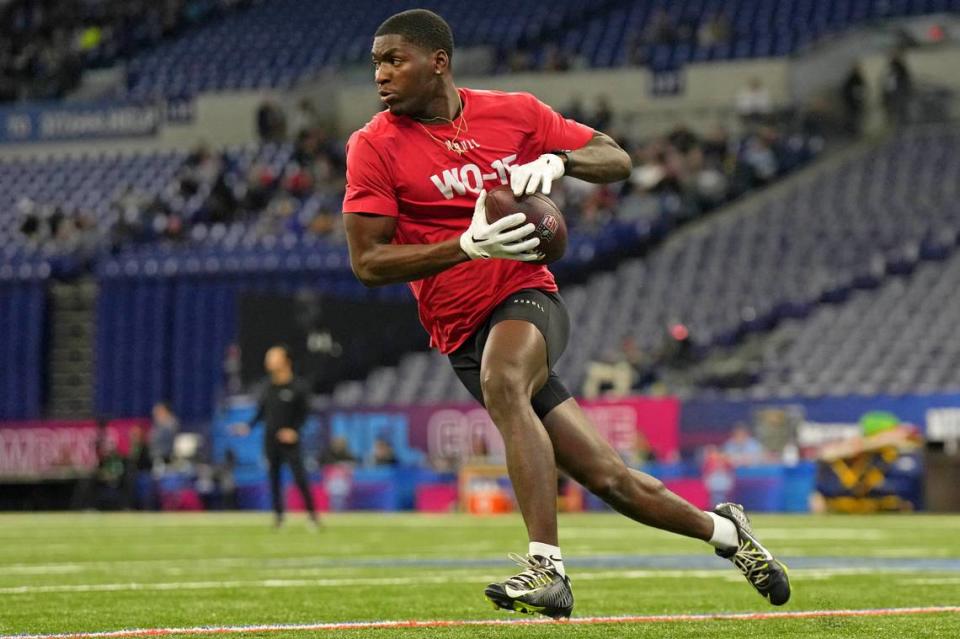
[245, 344, 320, 528]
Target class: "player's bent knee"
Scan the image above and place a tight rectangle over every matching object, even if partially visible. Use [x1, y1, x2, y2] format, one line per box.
[480, 366, 531, 410]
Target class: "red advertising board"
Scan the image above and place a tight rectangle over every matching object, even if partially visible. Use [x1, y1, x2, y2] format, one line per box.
[0, 419, 149, 480]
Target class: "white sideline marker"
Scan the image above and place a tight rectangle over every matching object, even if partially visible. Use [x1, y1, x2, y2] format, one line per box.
[3, 606, 959, 639]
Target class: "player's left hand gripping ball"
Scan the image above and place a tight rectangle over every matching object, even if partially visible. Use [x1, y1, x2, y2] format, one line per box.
[509, 153, 565, 196]
[459, 189, 541, 261]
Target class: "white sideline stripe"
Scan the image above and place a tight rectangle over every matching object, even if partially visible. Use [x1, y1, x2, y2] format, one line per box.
[0, 567, 936, 595]
[2, 607, 958, 638]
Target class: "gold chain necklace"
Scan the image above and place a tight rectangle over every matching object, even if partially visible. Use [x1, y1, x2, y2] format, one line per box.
[415, 93, 469, 156]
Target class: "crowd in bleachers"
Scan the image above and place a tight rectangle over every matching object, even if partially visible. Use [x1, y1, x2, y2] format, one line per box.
[6, 94, 820, 276]
[0, 0, 244, 103]
[106, 130, 345, 250]
[550, 90, 821, 237]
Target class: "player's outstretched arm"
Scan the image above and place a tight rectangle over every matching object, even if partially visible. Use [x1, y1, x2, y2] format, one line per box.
[509, 132, 631, 196]
[562, 131, 632, 184]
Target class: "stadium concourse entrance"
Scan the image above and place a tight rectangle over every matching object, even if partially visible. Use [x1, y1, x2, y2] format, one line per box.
[0, 480, 77, 510]
[238, 291, 425, 395]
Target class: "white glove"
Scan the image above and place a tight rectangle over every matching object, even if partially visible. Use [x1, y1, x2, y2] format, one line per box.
[459, 190, 541, 261]
[509, 153, 565, 196]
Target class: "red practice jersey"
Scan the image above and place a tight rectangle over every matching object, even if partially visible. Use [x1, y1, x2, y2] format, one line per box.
[342, 88, 594, 353]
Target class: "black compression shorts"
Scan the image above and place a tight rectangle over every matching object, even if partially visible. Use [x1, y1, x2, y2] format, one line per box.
[448, 288, 572, 419]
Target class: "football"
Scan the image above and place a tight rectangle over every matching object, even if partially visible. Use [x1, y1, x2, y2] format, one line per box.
[484, 185, 568, 264]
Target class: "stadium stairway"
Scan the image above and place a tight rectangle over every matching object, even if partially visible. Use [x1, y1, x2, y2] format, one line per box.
[47, 280, 97, 419]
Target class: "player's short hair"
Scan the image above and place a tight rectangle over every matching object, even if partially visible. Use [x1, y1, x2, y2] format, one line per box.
[375, 9, 454, 61]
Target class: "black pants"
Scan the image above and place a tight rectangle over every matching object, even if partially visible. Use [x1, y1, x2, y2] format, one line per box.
[267, 444, 315, 518]
[449, 288, 573, 419]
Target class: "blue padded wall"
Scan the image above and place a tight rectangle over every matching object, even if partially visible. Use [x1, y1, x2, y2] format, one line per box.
[0, 276, 47, 419]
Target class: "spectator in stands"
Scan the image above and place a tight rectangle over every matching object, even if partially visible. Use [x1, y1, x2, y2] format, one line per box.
[223, 343, 243, 396]
[507, 49, 533, 73]
[841, 64, 866, 136]
[123, 424, 154, 510]
[196, 463, 218, 510]
[293, 129, 321, 165]
[698, 12, 731, 48]
[256, 99, 287, 142]
[290, 97, 321, 136]
[723, 424, 765, 467]
[306, 208, 339, 239]
[321, 436, 357, 464]
[243, 161, 277, 212]
[644, 8, 679, 45]
[590, 95, 614, 132]
[738, 127, 781, 188]
[583, 337, 656, 397]
[72, 419, 106, 509]
[371, 438, 398, 467]
[701, 125, 730, 164]
[626, 431, 656, 467]
[73, 418, 125, 510]
[583, 354, 634, 398]
[660, 322, 695, 368]
[203, 166, 240, 224]
[702, 445, 734, 506]
[149, 400, 179, 468]
[179, 143, 222, 197]
[882, 49, 913, 127]
[543, 44, 571, 72]
[736, 77, 773, 125]
[17, 197, 42, 242]
[218, 449, 238, 510]
[562, 95, 586, 123]
[282, 162, 314, 198]
[254, 192, 298, 238]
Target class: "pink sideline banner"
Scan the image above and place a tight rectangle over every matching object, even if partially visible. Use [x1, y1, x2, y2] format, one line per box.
[399, 397, 679, 462]
[0, 419, 149, 480]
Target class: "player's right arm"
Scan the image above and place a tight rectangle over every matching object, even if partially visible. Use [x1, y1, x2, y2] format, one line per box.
[344, 213, 468, 287]
[345, 192, 539, 287]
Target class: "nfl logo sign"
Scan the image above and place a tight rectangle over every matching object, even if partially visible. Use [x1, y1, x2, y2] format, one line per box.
[537, 214, 558, 241]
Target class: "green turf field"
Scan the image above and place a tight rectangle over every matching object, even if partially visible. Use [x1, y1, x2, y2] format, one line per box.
[0, 512, 958, 638]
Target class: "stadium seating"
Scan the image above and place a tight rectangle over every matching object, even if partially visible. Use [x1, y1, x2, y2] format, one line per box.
[121, 0, 615, 98]
[330, 124, 960, 405]
[566, 0, 960, 71]
[749, 252, 960, 397]
[118, 0, 959, 97]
